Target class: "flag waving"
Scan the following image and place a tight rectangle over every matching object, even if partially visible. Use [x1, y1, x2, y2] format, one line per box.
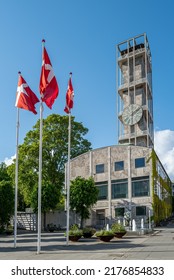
[15, 72, 39, 114]
[39, 40, 59, 109]
[64, 73, 74, 114]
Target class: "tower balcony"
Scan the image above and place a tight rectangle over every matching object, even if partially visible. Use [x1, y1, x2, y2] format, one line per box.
[118, 77, 152, 97]
[117, 43, 145, 63]
[118, 77, 146, 91]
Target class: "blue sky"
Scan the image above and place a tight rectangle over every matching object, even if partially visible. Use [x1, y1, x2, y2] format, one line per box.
[0, 0, 174, 178]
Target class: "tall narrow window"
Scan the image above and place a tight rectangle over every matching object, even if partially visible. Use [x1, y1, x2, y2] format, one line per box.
[95, 181, 108, 200]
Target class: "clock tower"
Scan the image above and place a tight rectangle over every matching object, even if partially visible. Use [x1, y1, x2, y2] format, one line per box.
[116, 33, 154, 148]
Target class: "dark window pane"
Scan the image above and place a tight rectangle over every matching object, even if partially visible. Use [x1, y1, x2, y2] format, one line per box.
[132, 176, 149, 197]
[96, 164, 104, 173]
[136, 206, 146, 216]
[95, 181, 108, 200]
[135, 157, 145, 168]
[115, 161, 124, 171]
[96, 210, 105, 226]
[115, 207, 125, 217]
[111, 179, 128, 199]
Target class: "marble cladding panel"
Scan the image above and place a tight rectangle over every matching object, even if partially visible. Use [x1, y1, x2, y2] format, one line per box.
[93, 147, 108, 173]
[70, 152, 90, 179]
[94, 201, 109, 208]
[70, 146, 152, 181]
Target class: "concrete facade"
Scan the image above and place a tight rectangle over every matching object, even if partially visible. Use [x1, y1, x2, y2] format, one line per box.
[67, 144, 172, 228]
[68, 145, 152, 227]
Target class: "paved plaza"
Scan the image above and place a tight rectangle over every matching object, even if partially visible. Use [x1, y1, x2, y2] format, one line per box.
[0, 222, 174, 260]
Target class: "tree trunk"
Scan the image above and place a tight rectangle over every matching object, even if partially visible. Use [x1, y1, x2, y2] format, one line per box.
[43, 212, 46, 230]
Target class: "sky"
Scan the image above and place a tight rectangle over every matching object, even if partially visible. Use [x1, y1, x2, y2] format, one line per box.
[0, 0, 174, 180]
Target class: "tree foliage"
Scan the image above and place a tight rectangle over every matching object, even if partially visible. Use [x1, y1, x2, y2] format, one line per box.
[31, 183, 61, 213]
[7, 114, 91, 213]
[0, 180, 14, 230]
[0, 162, 11, 181]
[70, 176, 99, 228]
[0, 163, 14, 231]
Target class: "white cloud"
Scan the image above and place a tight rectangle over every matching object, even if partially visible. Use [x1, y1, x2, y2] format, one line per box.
[4, 155, 16, 166]
[154, 129, 174, 181]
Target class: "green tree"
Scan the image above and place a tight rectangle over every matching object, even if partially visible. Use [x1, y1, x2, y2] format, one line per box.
[0, 162, 11, 181]
[70, 176, 99, 228]
[0, 163, 14, 231]
[31, 182, 62, 229]
[7, 114, 91, 215]
[0, 180, 14, 231]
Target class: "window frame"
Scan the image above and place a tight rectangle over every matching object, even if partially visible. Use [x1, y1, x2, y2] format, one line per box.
[95, 181, 108, 200]
[132, 176, 150, 197]
[114, 161, 124, 171]
[115, 207, 125, 217]
[96, 163, 105, 174]
[111, 179, 128, 199]
[136, 206, 146, 216]
[135, 157, 145, 168]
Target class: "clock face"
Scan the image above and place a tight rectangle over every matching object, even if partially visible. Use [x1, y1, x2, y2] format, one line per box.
[122, 104, 143, 125]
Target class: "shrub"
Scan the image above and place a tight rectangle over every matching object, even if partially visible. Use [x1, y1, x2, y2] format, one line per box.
[95, 230, 114, 237]
[83, 227, 96, 235]
[5, 224, 13, 235]
[111, 223, 126, 232]
[67, 224, 83, 236]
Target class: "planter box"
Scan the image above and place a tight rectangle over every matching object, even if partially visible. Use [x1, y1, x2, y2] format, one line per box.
[83, 233, 93, 238]
[69, 235, 82, 242]
[98, 235, 114, 242]
[114, 232, 126, 238]
[5, 230, 13, 235]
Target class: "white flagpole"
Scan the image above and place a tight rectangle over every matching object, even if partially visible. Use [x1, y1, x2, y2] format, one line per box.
[37, 41, 44, 254]
[37, 100, 43, 254]
[14, 107, 20, 248]
[66, 111, 71, 245]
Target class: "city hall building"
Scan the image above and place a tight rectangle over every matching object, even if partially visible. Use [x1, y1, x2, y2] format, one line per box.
[66, 33, 172, 228]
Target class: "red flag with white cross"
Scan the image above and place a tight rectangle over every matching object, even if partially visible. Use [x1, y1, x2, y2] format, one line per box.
[39, 40, 59, 109]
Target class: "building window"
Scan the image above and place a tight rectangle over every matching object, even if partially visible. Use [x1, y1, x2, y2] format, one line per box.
[135, 157, 145, 168]
[96, 210, 105, 226]
[95, 181, 108, 200]
[111, 179, 128, 199]
[115, 161, 124, 171]
[136, 206, 146, 216]
[132, 176, 149, 197]
[96, 164, 104, 174]
[115, 207, 125, 217]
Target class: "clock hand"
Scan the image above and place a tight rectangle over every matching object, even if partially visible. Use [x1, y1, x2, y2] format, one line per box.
[132, 107, 140, 115]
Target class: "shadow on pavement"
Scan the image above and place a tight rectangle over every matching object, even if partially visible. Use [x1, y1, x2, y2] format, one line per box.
[0, 233, 145, 254]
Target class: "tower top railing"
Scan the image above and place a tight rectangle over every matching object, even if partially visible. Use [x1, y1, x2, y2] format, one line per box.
[116, 33, 151, 61]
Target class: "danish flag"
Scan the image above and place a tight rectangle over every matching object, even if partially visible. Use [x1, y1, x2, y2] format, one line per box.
[15, 73, 39, 114]
[39, 41, 59, 109]
[64, 73, 74, 114]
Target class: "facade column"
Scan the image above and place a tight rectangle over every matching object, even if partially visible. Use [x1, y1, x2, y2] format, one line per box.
[89, 150, 93, 177]
[127, 145, 132, 225]
[108, 146, 112, 224]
